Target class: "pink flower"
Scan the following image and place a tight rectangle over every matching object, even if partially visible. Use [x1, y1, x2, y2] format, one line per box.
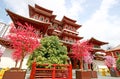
[71, 40, 93, 60]
[84, 54, 93, 64]
[6, 22, 40, 61]
[105, 56, 116, 67]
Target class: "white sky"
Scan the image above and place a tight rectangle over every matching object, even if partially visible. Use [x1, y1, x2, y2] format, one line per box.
[0, 0, 120, 49]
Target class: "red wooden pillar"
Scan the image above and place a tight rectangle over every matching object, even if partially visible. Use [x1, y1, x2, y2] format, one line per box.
[52, 64, 56, 79]
[69, 64, 72, 79]
[30, 62, 36, 79]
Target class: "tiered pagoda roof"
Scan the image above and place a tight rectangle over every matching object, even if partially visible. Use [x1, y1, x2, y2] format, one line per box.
[88, 37, 108, 46]
[106, 44, 120, 52]
[62, 16, 76, 23]
[88, 37, 108, 52]
[35, 4, 53, 14]
[62, 16, 81, 29]
[6, 9, 51, 35]
[29, 5, 56, 21]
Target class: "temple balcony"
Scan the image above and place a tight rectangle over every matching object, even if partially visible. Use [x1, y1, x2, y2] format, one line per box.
[62, 29, 79, 35]
[60, 40, 74, 45]
[54, 29, 61, 33]
[50, 30, 61, 36]
[61, 31, 83, 41]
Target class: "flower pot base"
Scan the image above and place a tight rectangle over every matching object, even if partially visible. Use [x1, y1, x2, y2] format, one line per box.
[76, 70, 91, 79]
[3, 68, 26, 79]
[91, 71, 98, 78]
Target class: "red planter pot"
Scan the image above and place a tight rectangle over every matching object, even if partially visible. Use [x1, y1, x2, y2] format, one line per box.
[109, 67, 120, 77]
[76, 70, 91, 79]
[91, 71, 98, 78]
[2, 68, 26, 79]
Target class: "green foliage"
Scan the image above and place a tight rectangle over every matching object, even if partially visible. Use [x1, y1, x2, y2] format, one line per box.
[116, 55, 120, 70]
[27, 36, 68, 69]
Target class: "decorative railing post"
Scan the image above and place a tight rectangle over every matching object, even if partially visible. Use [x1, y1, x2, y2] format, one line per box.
[30, 61, 36, 79]
[69, 64, 72, 79]
[52, 64, 56, 79]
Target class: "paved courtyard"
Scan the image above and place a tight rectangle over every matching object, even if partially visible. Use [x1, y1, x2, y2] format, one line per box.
[94, 60, 120, 79]
[25, 71, 120, 79]
[97, 75, 120, 79]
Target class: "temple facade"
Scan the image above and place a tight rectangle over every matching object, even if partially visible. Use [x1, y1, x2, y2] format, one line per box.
[0, 4, 109, 69]
[0, 4, 82, 68]
[6, 4, 83, 52]
[88, 37, 108, 61]
[106, 45, 120, 60]
[88, 37, 108, 53]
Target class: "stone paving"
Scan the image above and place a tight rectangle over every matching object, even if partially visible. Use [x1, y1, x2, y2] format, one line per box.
[25, 73, 120, 79]
[72, 70, 120, 79]
[97, 75, 120, 79]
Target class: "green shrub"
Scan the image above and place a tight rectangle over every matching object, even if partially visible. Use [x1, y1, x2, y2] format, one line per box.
[27, 36, 68, 69]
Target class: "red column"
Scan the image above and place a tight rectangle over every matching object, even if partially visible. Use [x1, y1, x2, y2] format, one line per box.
[52, 64, 56, 79]
[69, 64, 72, 79]
[30, 62, 36, 79]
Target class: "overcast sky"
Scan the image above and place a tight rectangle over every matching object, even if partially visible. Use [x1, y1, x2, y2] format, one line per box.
[0, 0, 120, 49]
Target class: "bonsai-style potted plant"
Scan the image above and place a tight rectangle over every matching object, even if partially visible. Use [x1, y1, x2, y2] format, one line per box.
[3, 22, 40, 79]
[71, 40, 93, 79]
[27, 36, 72, 79]
[105, 56, 119, 77]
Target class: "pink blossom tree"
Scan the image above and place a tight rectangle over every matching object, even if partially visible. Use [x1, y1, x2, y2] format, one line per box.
[83, 53, 93, 64]
[7, 22, 40, 69]
[71, 40, 93, 70]
[105, 56, 116, 69]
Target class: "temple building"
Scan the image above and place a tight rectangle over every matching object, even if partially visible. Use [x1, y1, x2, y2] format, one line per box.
[6, 4, 83, 52]
[88, 37, 108, 53]
[0, 4, 83, 68]
[0, 4, 109, 70]
[106, 44, 120, 60]
[88, 37, 108, 61]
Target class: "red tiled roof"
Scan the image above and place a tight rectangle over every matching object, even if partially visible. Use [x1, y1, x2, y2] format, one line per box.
[35, 4, 53, 14]
[29, 5, 56, 18]
[6, 9, 51, 35]
[106, 44, 120, 52]
[88, 37, 108, 46]
[62, 16, 76, 23]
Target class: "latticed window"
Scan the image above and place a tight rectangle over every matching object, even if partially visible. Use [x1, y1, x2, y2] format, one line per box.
[45, 18, 49, 23]
[34, 15, 38, 20]
[46, 19, 48, 22]
[54, 24, 58, 29]
[65, 25, 68, 29]
[39, 17, 44, 21]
